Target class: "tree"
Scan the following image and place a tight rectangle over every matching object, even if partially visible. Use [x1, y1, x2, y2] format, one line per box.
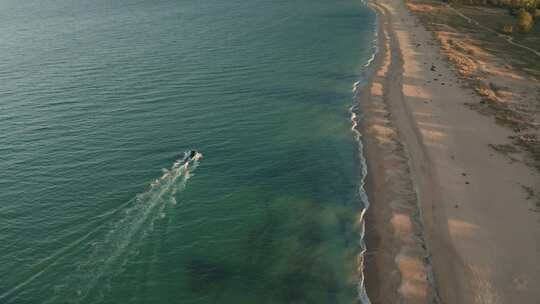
[517, 9, 534, 32]
[522, 0, 539, 9]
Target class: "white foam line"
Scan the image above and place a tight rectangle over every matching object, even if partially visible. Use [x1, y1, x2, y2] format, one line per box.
[350, 12, 380, 304]
[349, 102, 372, 304]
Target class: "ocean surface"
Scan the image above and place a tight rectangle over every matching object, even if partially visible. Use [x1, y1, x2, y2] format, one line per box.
[0, 0, 376, 303]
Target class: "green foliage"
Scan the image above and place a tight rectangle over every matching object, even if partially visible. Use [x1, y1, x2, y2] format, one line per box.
[470, 0, 540, 8]
[503, 23, 515, 32]
[524, 0, 538, 8]
[517, 9, 534, 32]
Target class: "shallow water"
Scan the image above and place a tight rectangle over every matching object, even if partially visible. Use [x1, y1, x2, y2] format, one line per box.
[0, 0, 376, 302]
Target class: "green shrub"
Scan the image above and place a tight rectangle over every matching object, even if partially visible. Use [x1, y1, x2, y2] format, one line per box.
[503, 23, 514, 33]
[522, 0, 538, 8]
[517, 9, 534, 32]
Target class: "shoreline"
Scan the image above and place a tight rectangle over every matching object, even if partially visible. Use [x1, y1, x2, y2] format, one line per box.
[357, 0, 540, 303]
[356, 1, 437, 302]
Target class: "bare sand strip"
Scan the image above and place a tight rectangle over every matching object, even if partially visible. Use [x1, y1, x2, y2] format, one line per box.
[359, 0, 540, 303]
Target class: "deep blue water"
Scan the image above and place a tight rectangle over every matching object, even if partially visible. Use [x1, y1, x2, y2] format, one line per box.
[0, 0, 376, 303]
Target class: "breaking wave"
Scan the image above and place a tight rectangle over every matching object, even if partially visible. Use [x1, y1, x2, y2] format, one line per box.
[349, 20, 379, 304]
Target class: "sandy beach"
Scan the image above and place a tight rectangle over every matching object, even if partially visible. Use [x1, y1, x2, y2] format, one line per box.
[359, 0, 540, 303]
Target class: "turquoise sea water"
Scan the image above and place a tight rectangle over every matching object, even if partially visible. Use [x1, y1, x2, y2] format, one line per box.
[0, 0, 376, 303]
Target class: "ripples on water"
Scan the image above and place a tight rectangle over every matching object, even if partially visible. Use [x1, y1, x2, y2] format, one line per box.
[0, 0, 376, 303]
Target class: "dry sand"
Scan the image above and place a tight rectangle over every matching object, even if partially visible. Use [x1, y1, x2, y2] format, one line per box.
[359, 0, 540, 303]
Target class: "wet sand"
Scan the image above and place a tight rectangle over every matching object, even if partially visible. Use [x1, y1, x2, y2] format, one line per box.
[359, 0, 540, 303]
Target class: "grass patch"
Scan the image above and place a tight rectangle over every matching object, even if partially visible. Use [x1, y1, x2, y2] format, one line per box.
[520, 184, 540, 212]
[511, 133, 540, 170]
[489, 143, 520, 153]
[407, 0, 540, 77]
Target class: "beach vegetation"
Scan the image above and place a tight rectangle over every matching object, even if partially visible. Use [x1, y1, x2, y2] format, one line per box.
[516, 9, 534, 32]
[445, 0, 539, 36]
[449, 0, 540, 10]
[521, 185, 540, 212]
[512, 133, 540, 170]
[502, 23, 514, 32]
